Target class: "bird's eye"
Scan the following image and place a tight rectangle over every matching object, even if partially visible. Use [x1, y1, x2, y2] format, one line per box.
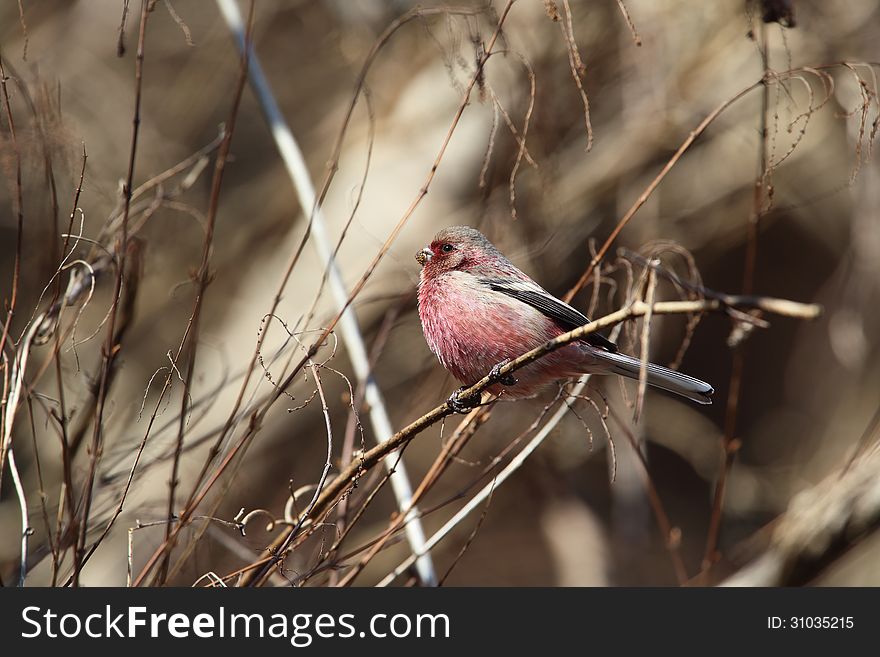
[441, 244, 455, 253]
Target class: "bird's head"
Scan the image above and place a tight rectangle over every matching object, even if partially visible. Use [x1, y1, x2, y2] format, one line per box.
[415, 225, 502, 276]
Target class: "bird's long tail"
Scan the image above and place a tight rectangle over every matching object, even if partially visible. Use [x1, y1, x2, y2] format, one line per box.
[591, 350, 714, 405]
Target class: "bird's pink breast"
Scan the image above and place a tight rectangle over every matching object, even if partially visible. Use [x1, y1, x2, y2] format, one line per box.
[418, 271, 597, 397]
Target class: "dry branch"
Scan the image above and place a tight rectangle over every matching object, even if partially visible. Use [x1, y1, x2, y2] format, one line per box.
[242, 292, 821, 584]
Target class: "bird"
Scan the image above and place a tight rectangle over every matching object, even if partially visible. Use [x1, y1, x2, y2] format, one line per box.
[415, 225, 713, 411]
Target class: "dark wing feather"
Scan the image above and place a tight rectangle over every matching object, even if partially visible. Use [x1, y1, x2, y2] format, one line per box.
[481, 279, 618, 352]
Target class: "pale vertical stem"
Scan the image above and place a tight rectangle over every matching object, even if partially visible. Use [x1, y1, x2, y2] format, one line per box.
[8, 448, 29, 587]
[1, 319, 40, 586]
[215, 0, 436, 585]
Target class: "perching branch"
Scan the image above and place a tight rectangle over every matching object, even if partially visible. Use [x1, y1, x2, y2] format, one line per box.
[244, 292, 822, 579]
[461, 296, 820, 411]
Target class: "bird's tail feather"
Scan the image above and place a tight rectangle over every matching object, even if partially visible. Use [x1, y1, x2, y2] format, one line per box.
[591, 351, 714, 405]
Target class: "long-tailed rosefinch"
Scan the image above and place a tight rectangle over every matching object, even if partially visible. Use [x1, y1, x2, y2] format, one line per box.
[415, 226, 713, 410]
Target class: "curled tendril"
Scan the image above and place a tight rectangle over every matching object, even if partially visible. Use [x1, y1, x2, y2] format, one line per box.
[233, 507, 278, 536]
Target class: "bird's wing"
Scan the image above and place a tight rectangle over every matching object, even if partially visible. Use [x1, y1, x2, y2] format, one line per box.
[479, 278, 618, 352]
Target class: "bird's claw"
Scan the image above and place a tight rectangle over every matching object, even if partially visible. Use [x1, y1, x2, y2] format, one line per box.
[447, 386, 478, 414]
[489, 359, 517, 387]
[447, 361, 516, 414]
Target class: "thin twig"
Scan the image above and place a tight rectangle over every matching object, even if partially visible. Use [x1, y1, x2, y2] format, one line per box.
[559, 0, 593, 151]
[507, 53, 536, 220]
[16, 0, 29, 60]
[437, 481, 496, 586]
[25, 396, 55, 579]
[117, 0, 131, 56]
[634, 265, 657, 423]
[614, 0, 642, 46]
[606, 404, 687, 584]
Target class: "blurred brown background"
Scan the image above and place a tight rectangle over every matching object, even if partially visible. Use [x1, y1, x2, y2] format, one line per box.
[0, 0, 878, 586]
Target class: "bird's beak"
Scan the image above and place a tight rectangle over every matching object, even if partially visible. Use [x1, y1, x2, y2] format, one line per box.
[415, 247, 432, 266]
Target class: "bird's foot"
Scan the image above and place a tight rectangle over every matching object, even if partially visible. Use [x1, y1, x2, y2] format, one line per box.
[447, 386, 478, 414]
[488, 359, 517, 387]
